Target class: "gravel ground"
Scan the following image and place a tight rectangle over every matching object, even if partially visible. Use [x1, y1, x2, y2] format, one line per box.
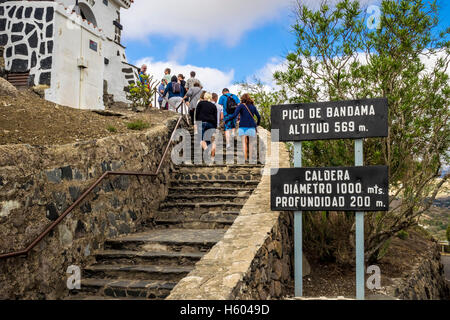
[0, 89, 177, 146]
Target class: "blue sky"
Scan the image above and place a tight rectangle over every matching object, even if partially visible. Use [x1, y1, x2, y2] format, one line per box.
[124, 17, 296, 84]
[121, 0, 450, 93]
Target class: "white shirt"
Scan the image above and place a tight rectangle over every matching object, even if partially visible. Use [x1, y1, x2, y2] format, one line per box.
[215, 103, 223, 127]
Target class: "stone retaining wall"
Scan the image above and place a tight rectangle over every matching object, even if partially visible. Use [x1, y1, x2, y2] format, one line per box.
[167, 129, 310, 300]
[0, 114, 180, 299]
[387, 243, 449, 300]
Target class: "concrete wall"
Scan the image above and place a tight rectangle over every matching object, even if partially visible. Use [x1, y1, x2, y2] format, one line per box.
[0, 114, 181, 300]
[0, 1, 137, 109]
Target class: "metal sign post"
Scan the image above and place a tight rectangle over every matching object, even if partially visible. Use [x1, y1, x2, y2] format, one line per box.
[355, 139, 365, 300]
[294, 142, 303, 297]
[270, 98, 389, 300]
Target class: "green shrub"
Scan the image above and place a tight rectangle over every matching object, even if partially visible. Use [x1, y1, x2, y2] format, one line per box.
[126, 120, 150, 131]
[106, 125, 117, 133]
[127, 74, 158, 112]
[397, 230, 409, 240]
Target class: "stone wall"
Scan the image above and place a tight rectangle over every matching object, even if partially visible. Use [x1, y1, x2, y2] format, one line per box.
[387, 243, 449, 300]
[0, 114, 181, 300]
[167, 129, 310, 300]
[0, 2, 55, 86]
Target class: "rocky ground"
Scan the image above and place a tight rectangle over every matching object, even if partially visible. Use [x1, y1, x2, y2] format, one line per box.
[298, 227, 447, 299]
[0, 88, 175, 146]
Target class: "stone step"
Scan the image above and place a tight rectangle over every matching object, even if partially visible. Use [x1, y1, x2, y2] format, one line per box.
[72, 278, 176, 300]
[104, 229, 226, 252]
[84, 264, 194, 281]
[168, 186, 254, 196]
[66, 295, 148, 300]
[94, 250, 204, 266]
[172, 172, 261, 182]
[150, 211, 240, 224]
[164, 194, 248, 204]
[186, 149, 263, 159]
[173, 165, 263, 175]
[153, 216, 236, 230]
[175, 163, 264, 169]
[159, 202, 244, 213]
[170, 179, 260, 189]
[186, 151, 260, 159]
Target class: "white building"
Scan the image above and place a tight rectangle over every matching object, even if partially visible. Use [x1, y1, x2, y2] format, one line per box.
[0, 0, 138, 110]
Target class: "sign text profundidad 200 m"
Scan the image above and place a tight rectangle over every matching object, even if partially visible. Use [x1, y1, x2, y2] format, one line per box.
[271, 166, 389, 211]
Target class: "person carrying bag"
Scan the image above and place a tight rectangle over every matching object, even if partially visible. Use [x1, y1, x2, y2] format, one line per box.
[226, 93, 261, 162]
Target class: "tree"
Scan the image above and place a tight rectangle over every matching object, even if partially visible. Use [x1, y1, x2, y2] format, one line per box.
[237, 79, 284, 130]
[127, 74, 158, 112]
[274, 0, 450, 263]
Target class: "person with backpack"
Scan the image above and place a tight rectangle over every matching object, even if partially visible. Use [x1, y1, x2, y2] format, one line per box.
[184, 82, 203, 125]
[163, 75, 186, 113]
[186, 71, 202, 90]
[219, 88, 240, 149]
[226, 93, 261, 163]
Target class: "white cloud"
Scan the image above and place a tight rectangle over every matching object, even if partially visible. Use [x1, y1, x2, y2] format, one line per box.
[136, 57, 235, 94]
[122, 0, 293, 45]
[250, 57, 286, 88]
[243, 49, 450, 95]
[122, 1, 381, 46]
[168, 41, 189, 63]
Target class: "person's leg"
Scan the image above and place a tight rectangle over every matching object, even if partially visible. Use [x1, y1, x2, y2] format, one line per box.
[200, 122, 207, 152]
[168, 98, 175, 112]
[225, 129, 231, 148]
[211, 129, 216, 158]
[242, 136, 248, 161]
[189, 109, 195, 125]
[248, 135, 254, 162]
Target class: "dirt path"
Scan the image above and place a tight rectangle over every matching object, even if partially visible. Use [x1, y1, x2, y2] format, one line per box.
[0, 89, 176, 146]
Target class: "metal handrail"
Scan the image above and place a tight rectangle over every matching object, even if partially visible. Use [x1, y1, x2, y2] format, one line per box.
[0, 115, 186, 260]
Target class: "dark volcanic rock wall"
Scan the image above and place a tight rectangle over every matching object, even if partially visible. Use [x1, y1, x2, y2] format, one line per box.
[0, 2, 55, 86]
[0, 115, 180, 299]
[388, 243, 449, 300]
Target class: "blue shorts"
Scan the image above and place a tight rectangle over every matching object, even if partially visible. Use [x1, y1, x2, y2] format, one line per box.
[224, 118, 236, 131]
[200, 122, 216, 145]
[238, 127, 256, 137]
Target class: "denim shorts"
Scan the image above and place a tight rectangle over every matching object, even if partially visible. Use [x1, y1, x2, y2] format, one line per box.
[200, 122, 216, 145]
[238, 127, 256, 137]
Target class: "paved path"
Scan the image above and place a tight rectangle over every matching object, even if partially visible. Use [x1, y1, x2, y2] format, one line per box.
[442, 255, 450, 282]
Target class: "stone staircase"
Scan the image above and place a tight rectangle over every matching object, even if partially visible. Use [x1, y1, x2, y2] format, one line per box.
[68, 129, 264, 300]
